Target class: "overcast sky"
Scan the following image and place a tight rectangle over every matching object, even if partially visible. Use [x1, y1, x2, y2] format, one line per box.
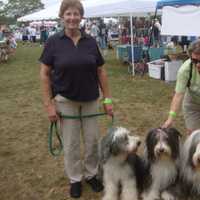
[2, 0, 60, 7]
[41, 0, 60, 7]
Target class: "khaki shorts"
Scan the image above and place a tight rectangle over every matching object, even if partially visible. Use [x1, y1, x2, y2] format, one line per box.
[182, 91, 200, 130]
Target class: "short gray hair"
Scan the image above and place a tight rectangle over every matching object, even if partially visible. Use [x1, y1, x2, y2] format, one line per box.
[59, 0, 84, 18]
[188, 39, 200, 56]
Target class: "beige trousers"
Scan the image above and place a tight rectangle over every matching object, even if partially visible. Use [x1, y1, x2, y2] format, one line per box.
[55, 95, 100, 183]
[182, 91, 200, 130]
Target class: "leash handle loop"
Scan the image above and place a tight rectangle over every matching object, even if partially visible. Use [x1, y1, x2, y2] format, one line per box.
[48, 122, 63, 156]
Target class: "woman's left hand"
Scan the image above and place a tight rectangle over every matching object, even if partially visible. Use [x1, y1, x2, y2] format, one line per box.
[104, 104, 114, 117]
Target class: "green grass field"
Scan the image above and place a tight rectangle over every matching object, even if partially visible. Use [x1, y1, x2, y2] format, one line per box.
[0, 44, 186, 200]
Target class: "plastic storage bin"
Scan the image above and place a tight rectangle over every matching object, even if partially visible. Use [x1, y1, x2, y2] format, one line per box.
[148, 59, 165, 79]
[164, 60, 182, 81]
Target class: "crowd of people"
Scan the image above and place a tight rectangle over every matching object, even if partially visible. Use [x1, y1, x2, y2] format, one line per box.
[15, 24, 59, 46]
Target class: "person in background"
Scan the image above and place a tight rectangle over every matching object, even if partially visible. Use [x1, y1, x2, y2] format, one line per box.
[98, 19, 107, 56]
[180, 36, 190, 52]
[166, 36, 183, 56]
[0, 25, 4, 41]
[30, 26, 37, 43]
[40, 24, 48, 46]
[120, 27, 128, 44]
[21, 25, 29, 44]
[39, 0, 113, 198]
[7, 33, 17, 55]
[143, 35, 149, 46]
[162, 40, 200, 134]
[90, 22, 100, 44]
[152, 18, 161, 47]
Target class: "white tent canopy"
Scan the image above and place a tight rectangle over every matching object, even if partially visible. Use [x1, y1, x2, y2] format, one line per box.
[18, 0, 157, 21]
[84, 0, 157, 17]
[17, 4, 60, 22]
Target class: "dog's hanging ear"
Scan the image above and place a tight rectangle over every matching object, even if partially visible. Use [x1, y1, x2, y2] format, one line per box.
[145, 128, 158, 162]
[110, 141, 120, 156]
[187, 144, 197, 167]
[165, 127, 181, 159]
[100, 128, 116, 163]
[166, 127, 182, 138]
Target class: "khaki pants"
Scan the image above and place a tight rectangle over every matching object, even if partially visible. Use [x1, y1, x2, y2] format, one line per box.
[182, 91, 200, 130]
[55, 95, 100, 183]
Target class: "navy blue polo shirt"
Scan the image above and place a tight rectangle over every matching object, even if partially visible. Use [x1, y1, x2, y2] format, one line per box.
[39, 30, 105, 102]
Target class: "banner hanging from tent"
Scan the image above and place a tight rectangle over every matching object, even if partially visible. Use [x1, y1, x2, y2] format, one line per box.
[161, 5, 200, 36]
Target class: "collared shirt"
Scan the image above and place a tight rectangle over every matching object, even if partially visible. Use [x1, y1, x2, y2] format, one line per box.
[39, 29, 104, 102]
[176, 59, 200, 103]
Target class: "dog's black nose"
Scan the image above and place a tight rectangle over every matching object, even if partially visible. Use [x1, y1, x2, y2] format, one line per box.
[137, 141, 141, 146]
[159, 148, 164, 153]
[198, 157, 200, 163]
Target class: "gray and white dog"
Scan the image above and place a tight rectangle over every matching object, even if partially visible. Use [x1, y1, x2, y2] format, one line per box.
[142, 128, 181, 200]
[99, 127, 144, 200]
[179, 129, 200, 200]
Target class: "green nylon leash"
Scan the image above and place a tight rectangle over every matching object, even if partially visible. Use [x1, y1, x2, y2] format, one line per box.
[48, 112, 114, 156]
[48, 122, 63, 156]
[60, 112, 107, 119]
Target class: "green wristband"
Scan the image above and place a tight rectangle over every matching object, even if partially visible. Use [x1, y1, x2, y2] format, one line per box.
[103, 98, 112, 104]
[169, 111, 177, 118]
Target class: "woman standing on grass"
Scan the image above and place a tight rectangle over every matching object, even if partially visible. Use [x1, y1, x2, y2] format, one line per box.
[162, 40, 200, 134]
[39, 0, 113, 198]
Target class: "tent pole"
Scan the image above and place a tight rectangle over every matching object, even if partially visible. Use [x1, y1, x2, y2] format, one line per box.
[130, 14, 134, 75]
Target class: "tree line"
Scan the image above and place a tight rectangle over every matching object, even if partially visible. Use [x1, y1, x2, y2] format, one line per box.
[0, 0, 44, 24]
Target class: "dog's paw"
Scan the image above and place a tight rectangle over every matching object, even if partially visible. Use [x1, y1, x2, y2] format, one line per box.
[142, 191, 159, 200]
[141, 192, 147, 200]
[161, 191, 175, 200]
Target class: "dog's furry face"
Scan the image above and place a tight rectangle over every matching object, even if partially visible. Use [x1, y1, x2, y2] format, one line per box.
[187, 130, 200, 170]
[145, 128, 180, 162]
[192, 143, 200, 169]
[101, 127, 143, 200]
[110, 127, 141, 156]
[181, 130, 200, 196]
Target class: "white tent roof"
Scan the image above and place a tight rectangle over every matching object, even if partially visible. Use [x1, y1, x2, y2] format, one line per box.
[18, 0, 157, 22]
[17, 4, 60, 21]
[84, 0, 157, 18]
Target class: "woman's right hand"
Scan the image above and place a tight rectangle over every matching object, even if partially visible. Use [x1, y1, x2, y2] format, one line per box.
[162, 117, 174, 129]
[46, 102, 59, 122]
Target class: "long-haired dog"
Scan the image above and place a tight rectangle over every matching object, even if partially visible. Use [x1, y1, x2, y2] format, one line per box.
[100, 127, 145, 200]
[142, 128, 181, 200]
[179, 129, 200, 200]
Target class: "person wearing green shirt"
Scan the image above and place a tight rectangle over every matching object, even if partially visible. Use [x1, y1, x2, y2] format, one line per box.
[162, 40, 200, 134]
